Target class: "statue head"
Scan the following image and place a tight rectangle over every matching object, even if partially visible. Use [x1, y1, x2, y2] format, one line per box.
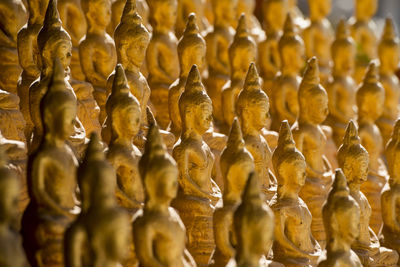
[179, 65, 213, 135]
[298, 57, 329, 124]
[229, 14, 257, 80]
[323, 169, 360, 251]
[236, 63, 270, 131]
[331, 19, 355, 75]
[278, 13, 304, 72]
[220, 118, 255, 204]
[262, 0, 288, 33]
[211, 0, 238, 26]
[356, 62, 385, 122]
[378, 17, 400, 74]
[355, 0, 377, 21]
[37, 0, 72, 75]
[0, 149, 19, 225]
[148, 0, 177, 31]
[178, 13, 206, 77]
[308, 0, 331, 20]
[107, 64, 141, 142]
[81, 0, 111, 30]
[114, 0, 150, 69]
[337, 121, 369, 187]
[386, 119, 400, 178]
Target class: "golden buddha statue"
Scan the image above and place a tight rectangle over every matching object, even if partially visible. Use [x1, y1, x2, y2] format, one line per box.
[0, 150, 27, 267]
[65, 133, 131, 267]
[337, 121, 399, 266]
[292, 57, 332, 247]
[109, 0, 150, 35]
[349, 0, 378, 84]
[172, 65, 221, 266]
[258, 0, 287, 96]
[0, 0, 27, 95]
[221, 14, 257, 133]
[176, 0, 209, 38]
[169, 13, 206, 137]
[236, 63, 276, 201]
[376, 18, 400, 145]
[133, 124, 196, 267]
[270, 13, 304, 131]
[236, 0, 264, 43]
[325, 19, 357, 147]
[146, 0, 179, 130]
[29, 0, 86, 156]
[80, 0, 117, 124]
[318, 169, 362, 267]
[270, 120, 321, 266]
[0, 89, 26, 143]
[17, 0, 49, 143]
[356, 61, 388, 234]
[303, 0, 333, 85]
[211, 118, 255, 266]
[21, 58, 79, 267]
[205, 0, 237, 126]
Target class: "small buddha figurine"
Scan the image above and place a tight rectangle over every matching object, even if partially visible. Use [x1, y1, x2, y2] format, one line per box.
[0, 0, 27, 94]
[211, 118, 255, 266]
[348, 0, 378, 84]
[29, 0, 86, 156]
[325, 19, 357, 147]
[205, 0, 237, 126]
[169, 13, 206, 137]
[80, 0, 117, 124]
[0, 89, 26, 143]
[356, 62, 388, 234]
[176, 0, 209, 38]
[146, 0, 179, 129]
[292, 57, 332, 247]
[221, 14, 257, 133]
[17, 0, 49, 143]
[236, 0, 264, 43]
[236, 63, 276, 201]
[133, 124, 196, 267]
[105, 64, 144, 213]
[337, 121, 399, 266]
[303, 0, 333, 85]
[108, 0, 150, 35]
[227, 173, 280, 267]
[172, 65, 221, 266]
[21, 58, 79, 267]
[0, 150, 27, 267]
[65, 134, 131, 267]
[376, 18, 400, 145]
[258, 0, 287, 96]
[270, 121, 321, 266]
[270, 13, 304, 131]
[317, 169, 362, 267]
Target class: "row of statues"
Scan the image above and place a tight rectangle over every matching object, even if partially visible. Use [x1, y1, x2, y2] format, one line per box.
[0, 0, 399, 266]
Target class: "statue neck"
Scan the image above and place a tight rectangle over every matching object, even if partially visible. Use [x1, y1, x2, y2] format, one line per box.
[93, 197, 115, 209]
[281, 63, 300, 76]
[45, 133, 65, 148]
[146, 199, 170, 213]
[298, 115, 316, 126]
[241, 119, 260, 137]
[310, 9, 324, 22]
[348, 182, 361, 193]
[214, 17, 231, 28]
[154, 24, 172, 35]
[123, 62, 141, 74]
[327, 237, 351, 255]
[277, 186, 299, 200]
[182, 124, 203, 141]
[358, 114, 374, 125]
[112, 135, 134, 148]
[88, 23, 106, 35]
[236, 251, 260, 267]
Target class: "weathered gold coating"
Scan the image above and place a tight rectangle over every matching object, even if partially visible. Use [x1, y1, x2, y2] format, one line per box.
[109, 0, 150, 35]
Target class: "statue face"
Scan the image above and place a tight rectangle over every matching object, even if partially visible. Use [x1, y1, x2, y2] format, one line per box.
[157, 167, 179, 201]
[231, 46, 257, 77]
[356, 0, 377, 19]
[334, 45, 355, 74]
[55, 42, 72, 71]
[194, 102, 212, 134]
[215, 0, 237, 25]
[58, 104, 77, 140]
[248, 101, 269, 130]
[93, 0, 111, 28]
[121, 105, 141, 138]
[308, 93, 328, 124]
[265, 1, 286, 31]
[339, 207, 360, 244]
[126, 36, 149, 67]
[312, 0, 331, 17]
[344, 155, 368, 185]
[359, 91, 384, 121]
[156, 3, 177, 29]
[282, 43, 304, 71]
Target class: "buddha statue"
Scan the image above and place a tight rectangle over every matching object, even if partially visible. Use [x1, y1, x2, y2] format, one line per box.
[386, 120, 400, 178]
[0, 90, 26, 143]
[303, 0, 333, 85]
[172, 65, 221, 266]
[317, 169, 362, 267]
[236, 63, 276, 201]
[80, 0, 117, 124]
[211, 118, 255, 266]
[337, 121, 399, 266]
[17, 0, 49, 143]
[325, 19, 357, 147]
[270, 120, 321, 266]
[57, 0, 86, 81]
[227, 173, 280, 267]
[29, 0, 86, 156]
[236, 0, 264, 43]
[376, 18, 400, 145]
[292, 57, 332, 247]
[356, 62, 388, 234]
[169, 13, 206, 137]
[0, 150, 27, 267]
[133, 124, 196, 267]
[270, 13, 304, 131]
[221, 14, 257, 133]
[0, 0, 27, 95]
[146, 0, 179, 130]
[65, 133, 131, 267]
[176, 0, 209, 38]
[258, 0, 287, 97]
[205, 0, 237, 126]
[349, 0, 378, 84]
[21, 58, 79, 267]
[108, 0, 150, 35]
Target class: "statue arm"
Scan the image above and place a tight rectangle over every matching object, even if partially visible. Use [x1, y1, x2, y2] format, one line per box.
[146, 41, 173, 82]
[381, 191, 400, 233]
[275, 83, 297, 123]
[134, 225, 163, 267]
[64, 225, 85, 267]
